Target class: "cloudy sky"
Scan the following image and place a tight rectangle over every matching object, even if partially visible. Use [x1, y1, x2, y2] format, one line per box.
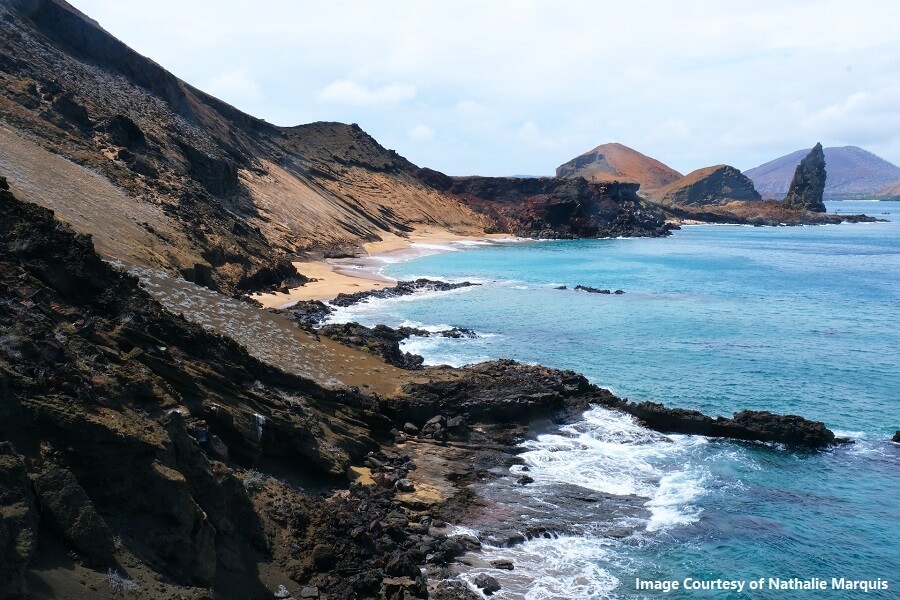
[70, 0, 900, 176]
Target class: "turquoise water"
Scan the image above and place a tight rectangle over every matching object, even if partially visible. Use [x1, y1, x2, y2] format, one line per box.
[329, 201, 900, 598]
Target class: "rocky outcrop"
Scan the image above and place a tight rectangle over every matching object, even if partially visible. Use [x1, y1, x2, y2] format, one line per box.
[0, 443, 39, 599]
[783, 143, 827, 212]
[318, 323, 425, 370]
[330, 279, 478, 308]
[556, 142, 683, 193]
[892, 431, 900, 443]
[0, 184, 397, 595]
[433, 176, 671, 238]
[654, 165, 762, 206]
[32, 467, 117, 567]
[597, 401, 837, 447]
[664, 200, 879, 227]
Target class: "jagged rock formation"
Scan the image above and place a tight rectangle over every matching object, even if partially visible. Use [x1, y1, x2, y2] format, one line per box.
[421, 173, 671, 238]
[746, 145, 900, 200]
[556, 142, 683, 194]
[653, 164, 762, 206]
[783, 143, 827, 212]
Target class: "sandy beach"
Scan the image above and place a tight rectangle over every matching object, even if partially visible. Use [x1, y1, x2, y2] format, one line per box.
[252, 228, 511, 308]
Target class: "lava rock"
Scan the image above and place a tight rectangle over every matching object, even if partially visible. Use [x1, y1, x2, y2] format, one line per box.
[574, 285, 610, 294]
[32, 467, 116, 566]
[490, 559, 514, 570]
[783, 143, 827, 212]
[395, 479, 415, 493]
[474, 573, 501, 595]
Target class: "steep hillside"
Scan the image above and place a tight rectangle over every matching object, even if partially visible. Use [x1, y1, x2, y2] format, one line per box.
[877, 180, 900, 199]
[746, 146, 900, 199]
[0, 0, 488, 293]
[556, 142, 683, 194]
[654, 164, 761, 206]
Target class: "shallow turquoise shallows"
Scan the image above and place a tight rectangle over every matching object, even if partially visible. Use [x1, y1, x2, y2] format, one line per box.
[329, 201, 900, 599]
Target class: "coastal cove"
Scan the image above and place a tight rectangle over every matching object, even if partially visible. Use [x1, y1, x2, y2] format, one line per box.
[324, 201, 900, 599]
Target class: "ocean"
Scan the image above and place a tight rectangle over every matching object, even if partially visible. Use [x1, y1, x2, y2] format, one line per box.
[326, 201, 900, 599]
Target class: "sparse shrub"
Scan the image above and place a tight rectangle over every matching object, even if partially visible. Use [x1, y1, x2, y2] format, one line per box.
[106, 568, 139, 595]
[244, 469, 266, 493]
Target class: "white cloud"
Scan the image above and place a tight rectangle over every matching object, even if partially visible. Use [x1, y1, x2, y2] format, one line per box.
[407, 124, 435, 143]
[68, 0, 900, 175]
[199, 68, 264, 106]
[317, 79, 415, 106]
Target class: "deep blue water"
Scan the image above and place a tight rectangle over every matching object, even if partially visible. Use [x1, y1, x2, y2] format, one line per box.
[329, 201, 900, 599]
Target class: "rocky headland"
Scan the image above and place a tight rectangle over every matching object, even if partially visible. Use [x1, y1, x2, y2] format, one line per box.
[0, 182, 844, 599]
[419, 172, 671, 238]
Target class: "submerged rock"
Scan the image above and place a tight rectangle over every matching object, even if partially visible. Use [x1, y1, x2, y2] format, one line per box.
[575, 285, 611, 294]
[783, 143, 827, 212]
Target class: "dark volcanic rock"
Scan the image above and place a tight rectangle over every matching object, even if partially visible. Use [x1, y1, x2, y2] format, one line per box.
[397, 360, 598, 425]
[330, 278, 478, 307]
[317, 322, 425, 369]
[0, 185, 400, 595]
[474, 573, 501, 594]
[603, 401, 837, 448]
[32, 467, 117, 566]
[574, 285, 611, 294]
[783, 143, 827, 212]
[892, 431, 900, 443]
[285, 300, 333, 328]
[655, 164, 762, 206]
[0, 443, 39, 597]
[433, 176, 671, 238]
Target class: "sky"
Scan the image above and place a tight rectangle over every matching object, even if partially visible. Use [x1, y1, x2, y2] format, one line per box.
[69, 0, 900, 177]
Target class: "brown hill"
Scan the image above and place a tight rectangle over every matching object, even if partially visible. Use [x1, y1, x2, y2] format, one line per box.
[556, 142, 683, 193]
[0, 0, 673, 297]
[0, 0, 487, 294]
[654, 164, 761, 206]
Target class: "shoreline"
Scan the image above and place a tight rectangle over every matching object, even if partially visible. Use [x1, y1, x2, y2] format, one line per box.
[252, 228, 519, 308]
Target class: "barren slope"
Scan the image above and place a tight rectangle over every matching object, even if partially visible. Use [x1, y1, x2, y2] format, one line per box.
[0, 0, 487, 293]
[556, 142, 683, 193]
